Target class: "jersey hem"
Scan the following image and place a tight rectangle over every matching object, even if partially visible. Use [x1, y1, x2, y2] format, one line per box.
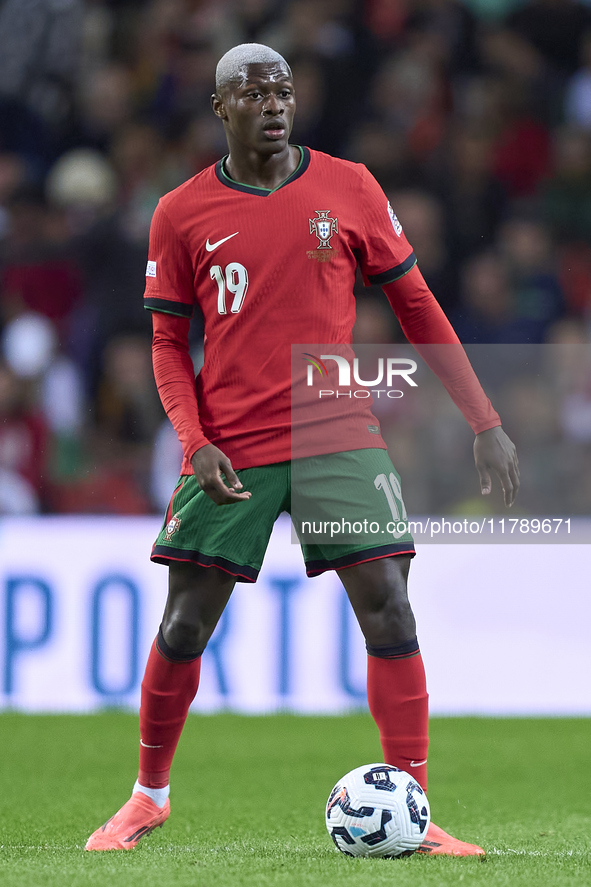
[181, 442, 388, 474]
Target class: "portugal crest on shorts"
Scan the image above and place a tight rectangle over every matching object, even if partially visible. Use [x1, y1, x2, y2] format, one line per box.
[309, 210, 338, 249]
[164, 512, 182, 541]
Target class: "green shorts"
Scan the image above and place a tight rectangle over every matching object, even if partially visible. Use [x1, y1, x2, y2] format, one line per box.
[151, 448, 415, 582]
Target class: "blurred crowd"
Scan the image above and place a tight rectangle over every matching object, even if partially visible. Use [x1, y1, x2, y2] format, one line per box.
[1, 0, 591, 516]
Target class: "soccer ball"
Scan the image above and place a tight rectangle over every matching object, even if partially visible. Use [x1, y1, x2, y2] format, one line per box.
[325, 763, 430, 858]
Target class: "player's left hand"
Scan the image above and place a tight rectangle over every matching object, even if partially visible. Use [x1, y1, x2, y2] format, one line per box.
[473, 426, 519, 508]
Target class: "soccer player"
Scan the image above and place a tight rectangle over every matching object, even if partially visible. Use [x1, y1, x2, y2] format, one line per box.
[86, 44, 519, 855]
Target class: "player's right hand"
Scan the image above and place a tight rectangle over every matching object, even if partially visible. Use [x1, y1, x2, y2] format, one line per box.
[190, 444, 252, 505]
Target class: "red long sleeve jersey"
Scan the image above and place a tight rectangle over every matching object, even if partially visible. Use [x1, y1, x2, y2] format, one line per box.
[144, 147, 499, 473]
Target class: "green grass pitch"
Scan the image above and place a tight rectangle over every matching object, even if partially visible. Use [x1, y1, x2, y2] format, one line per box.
[0, 714, 589, 887]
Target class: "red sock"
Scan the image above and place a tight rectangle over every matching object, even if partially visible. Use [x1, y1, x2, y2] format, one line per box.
[367, 651, 429, 791]
[138, 638, 201, 788]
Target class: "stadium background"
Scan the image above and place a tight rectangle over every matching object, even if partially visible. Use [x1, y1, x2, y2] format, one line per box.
[0, 0, 590, 716]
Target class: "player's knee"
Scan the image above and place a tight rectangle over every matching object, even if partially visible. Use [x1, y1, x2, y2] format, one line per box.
[163, 562, 233, 655]
[357, 583, 416, 645]
[362, 573, 412, 621]
[373, 593, 415, 635]
[160, 611, 210, 656]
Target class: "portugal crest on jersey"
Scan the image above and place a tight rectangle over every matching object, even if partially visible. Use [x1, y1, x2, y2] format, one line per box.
[309, 210, 339, 249]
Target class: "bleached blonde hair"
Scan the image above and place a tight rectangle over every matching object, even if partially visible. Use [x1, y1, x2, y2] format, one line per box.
[215, 43, 291, 92]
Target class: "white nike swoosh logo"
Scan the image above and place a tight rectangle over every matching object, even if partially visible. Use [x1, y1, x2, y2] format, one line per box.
[410, 759, 428, 767]
[140, 740, 163, 748]
[205, 232, 239, 252]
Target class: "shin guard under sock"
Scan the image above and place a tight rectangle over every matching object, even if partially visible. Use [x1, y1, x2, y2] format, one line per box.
[366, 638, 429, 791]
[138, 628, 202, 789]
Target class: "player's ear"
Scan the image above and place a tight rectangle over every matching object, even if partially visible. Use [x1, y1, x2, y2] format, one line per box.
[211, 93, 226, 120]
